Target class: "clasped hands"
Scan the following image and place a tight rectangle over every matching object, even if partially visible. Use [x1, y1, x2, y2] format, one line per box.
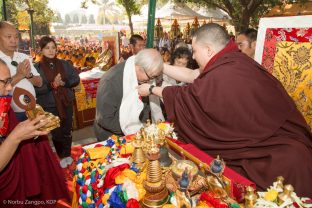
[52, 73, 65, 88]
[16, 59, 33, 79]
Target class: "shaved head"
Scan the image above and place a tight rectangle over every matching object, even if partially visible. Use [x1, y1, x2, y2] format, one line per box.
[193, 23, 230, 53]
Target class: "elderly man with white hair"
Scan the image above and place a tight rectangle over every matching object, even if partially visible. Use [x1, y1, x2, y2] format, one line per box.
[94, 48, 164, 141]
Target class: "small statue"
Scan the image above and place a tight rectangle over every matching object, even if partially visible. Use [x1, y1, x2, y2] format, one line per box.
[244, 186, 258, 208]
[278, 184, 294, 205]
[210, 155, 225, 176]
[158, 130, 172, 167]
[179, 168, 191, 192]
[275, 176, 284, 190]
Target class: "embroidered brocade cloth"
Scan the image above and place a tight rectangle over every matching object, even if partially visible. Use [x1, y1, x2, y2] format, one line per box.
[262, 28, 312, 130]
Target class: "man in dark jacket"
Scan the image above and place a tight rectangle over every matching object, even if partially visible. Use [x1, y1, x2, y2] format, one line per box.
[94, 49, 164, 141]
[137, 23, 312, 197]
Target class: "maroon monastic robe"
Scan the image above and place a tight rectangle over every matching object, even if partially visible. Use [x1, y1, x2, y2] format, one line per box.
[163, 43, 312, 197]
[0, 110, 70, 207]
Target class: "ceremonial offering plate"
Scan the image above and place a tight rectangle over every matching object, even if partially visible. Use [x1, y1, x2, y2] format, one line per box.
[171, 160, 198, 179]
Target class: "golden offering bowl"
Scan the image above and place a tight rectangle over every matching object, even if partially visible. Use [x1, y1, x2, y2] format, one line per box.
[171, 160, 198, 180]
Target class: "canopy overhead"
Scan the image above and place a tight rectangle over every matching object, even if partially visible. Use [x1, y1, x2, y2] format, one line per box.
[197, 7, 230, 20]
[155, 1, 208, 20]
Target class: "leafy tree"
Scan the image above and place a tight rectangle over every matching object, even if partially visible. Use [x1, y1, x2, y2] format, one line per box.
[116, 0, 140, 35]
[81, 14, 88, 24]
[177, 0, 305, 32]
[88, 14, 95, 24]
[1, 0, 54, 35]
[64, 14, 71, 25]
[81, 0, 140, 35]
[0, 0, 19, 25]
[73, 14, 79, 24]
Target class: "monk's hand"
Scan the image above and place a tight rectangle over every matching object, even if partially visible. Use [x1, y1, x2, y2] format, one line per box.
[9, 115, 50, 143]
[136, 83, 151, 97]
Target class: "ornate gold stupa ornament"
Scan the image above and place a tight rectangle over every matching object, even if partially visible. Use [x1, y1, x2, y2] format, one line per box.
[154, 18, 163, 40]
[131, 131, 146, 171]
[142, 136, 169, 208]
[278, 184, 294, 205]
[190, 16, 200, 36]
[244, 186, 258, 208]
[170, 19, 180, 39]
[13, 87, 60, 132]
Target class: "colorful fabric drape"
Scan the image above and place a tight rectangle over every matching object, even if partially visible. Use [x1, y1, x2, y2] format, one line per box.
[273, 41, 312, 128]
[262, 27, 312, 130]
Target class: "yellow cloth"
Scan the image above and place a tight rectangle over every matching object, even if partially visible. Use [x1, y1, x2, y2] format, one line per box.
[273, 41, 312, 130]
[86, 146, 110, 160]
[120, 143, 135, 155]
[75, 81, 96, 111]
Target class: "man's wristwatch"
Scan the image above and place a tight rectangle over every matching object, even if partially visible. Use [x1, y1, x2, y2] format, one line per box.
[26, 73, 33, 79]
[149, 85, 155, 95]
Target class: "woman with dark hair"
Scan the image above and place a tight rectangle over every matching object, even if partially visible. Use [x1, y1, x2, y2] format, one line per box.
[162, 47, 192, 87]
[34, 36, 80, 168]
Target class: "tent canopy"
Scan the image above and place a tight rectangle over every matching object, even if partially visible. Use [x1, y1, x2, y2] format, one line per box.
[155, 1, 207, 20]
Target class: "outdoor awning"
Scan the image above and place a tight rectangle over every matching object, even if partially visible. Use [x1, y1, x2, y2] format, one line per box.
[155, 1, 208, 20]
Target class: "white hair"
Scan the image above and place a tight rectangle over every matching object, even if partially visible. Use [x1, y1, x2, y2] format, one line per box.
[134, 49, 163, 74]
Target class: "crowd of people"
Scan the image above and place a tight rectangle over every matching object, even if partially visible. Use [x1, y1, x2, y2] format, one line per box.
[0, 17, 311, 207]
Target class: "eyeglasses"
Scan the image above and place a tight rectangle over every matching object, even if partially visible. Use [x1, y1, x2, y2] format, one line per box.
[11, 61, 18, 67]
[143, 68, 159, 80]
[0, 78, 13, 86]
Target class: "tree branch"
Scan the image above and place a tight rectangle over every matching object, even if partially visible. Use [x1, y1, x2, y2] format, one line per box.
[248, 0, 264, 14]
[193, 0, 228, 14]
[222, 0, 236, 15]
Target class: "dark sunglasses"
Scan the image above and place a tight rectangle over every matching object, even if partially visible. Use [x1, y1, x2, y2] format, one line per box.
[0, 78, 13, 86]
[11, 61, 18, 67]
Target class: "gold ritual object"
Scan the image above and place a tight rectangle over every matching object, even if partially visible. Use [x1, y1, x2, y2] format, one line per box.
[142, 137, 169, 208]
[13, 87, 60, 132]
[244, 186, 258, 208]
[278, 184, 294, 205]
[131, 128, 146, 170]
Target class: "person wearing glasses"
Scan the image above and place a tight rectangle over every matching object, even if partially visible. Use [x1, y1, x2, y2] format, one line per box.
[236, 28, 257, 59]
[0, 21, 42, 121]
[94, 48, 164, 141]
[0, 59, 70, 206]
[34, 36, 80, 168]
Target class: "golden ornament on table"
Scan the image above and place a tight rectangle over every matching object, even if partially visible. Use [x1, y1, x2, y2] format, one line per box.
[244, 186, 258, 208]
[131, 129, 146, 171]
[13, 87, 60, 132]
[142, 136, 169, 208]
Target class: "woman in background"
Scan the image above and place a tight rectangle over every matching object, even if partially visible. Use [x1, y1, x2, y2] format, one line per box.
[161, 47, 192, 87]
[35, 36, 80, 168]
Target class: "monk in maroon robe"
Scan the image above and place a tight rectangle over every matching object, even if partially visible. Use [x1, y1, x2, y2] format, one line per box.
[0, 60, 69, 207]
[137, 23, 312, 197]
